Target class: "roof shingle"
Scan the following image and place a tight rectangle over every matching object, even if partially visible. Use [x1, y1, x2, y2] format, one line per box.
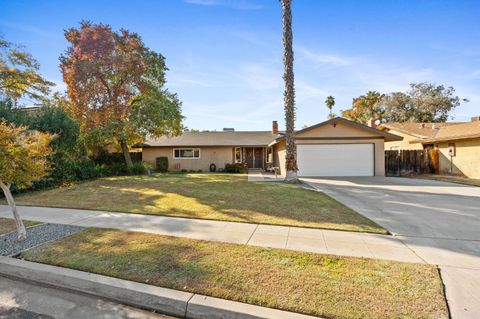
[380, 121, 480, 143]
[140, 131, 278, 147]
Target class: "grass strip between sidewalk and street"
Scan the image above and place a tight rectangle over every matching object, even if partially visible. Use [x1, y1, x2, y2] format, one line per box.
[21, 228, 449, 319]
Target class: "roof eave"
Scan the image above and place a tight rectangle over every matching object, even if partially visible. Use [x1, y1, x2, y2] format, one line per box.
[413, 134, 480, 144]
[377, 124, 429, 139]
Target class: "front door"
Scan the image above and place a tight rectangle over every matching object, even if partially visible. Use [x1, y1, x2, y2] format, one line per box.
[245, 148, 254, 168]
[254, 148, 263, 169]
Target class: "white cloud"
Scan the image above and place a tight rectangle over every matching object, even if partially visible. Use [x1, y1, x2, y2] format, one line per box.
[0, 21, 59, 39]
[184, 0, 262, 10]
[235, 63, 283, 90]
[168, 74, 212, 88]
[297, 47, 351, 66]
[51, 80, 67, 93]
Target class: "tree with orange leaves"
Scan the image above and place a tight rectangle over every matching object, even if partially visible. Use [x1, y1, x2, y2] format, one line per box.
[60, 21, 183, 165]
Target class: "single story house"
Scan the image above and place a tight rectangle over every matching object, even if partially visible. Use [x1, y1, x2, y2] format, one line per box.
[137, 117, 402, 177]
[378, 118, 480, 178]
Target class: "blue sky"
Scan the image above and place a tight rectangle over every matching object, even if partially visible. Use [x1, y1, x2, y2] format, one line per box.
[1, 0, 479, 130]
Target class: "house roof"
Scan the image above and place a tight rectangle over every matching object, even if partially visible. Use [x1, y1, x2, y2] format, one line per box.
[379, 121, 480, 143]
[269, 117, 402, 146]
[136, 117, 402, 149]
[378, 122, 460, 139]
[413, 121, 480, 143]
[137, 131, 279, 147]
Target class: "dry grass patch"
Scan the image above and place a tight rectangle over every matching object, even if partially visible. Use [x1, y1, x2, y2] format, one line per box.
[13, 173, 385, 233]
[413, 175, 480, 187]
[0, 218, 40, 235]
[21, 228, 449, 319]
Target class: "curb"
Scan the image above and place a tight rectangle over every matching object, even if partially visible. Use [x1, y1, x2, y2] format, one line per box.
[0, 257, 321, 319]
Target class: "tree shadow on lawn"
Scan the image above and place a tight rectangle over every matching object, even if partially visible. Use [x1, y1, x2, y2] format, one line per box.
[92, 174, 384, 233]
[21, 228, 449, 319]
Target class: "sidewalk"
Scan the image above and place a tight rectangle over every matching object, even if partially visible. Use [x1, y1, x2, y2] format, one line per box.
[3, 205, 479, 318]
[0, 205, 422, 264]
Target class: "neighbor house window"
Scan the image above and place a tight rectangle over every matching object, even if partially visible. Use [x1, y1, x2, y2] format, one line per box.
[173, 148, 200, 159]
[234, 147, 242, 163]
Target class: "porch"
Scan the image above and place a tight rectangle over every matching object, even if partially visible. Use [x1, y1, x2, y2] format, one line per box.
[234, 147, 273, 170]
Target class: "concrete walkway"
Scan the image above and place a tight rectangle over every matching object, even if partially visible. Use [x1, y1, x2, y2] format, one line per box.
[303, 177, 480, 319]
[2, 202, 475, 318]
[0, 205, 423, 264]
[247, 170, 282, 182]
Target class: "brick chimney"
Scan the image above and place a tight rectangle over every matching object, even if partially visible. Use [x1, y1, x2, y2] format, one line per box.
[272, 121, 279, 134]
[367, 118, 377, 129]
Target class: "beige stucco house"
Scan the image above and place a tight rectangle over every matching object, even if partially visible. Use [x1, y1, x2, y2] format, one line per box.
[137, 117, 402, 177]
[379, 119, 480, 178]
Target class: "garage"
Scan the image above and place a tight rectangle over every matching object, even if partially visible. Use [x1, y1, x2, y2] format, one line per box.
[297, 144, 375, 177]
[270, 117, 403, 177]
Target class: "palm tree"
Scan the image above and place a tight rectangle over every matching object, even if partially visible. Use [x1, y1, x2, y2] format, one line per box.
[280, 0, 298, 183]
[325, 95, 335, 119]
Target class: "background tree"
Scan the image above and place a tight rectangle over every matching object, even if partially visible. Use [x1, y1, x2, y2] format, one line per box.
[0, 121, 53, 240]
[60, 22, 183, 166]
[280, 0, 298, 183]
[342, 91, 385, 124]
[0, 35, 53, 106]
[342, 84, 466, 124]
[383, 83, 467, 123]
[325, 95, 335, 119]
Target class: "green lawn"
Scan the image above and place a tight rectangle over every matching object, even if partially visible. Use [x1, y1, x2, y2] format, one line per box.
[0, 218, 40, 235]
[13, 173, 385, 233]
[21, 228, 448, 319]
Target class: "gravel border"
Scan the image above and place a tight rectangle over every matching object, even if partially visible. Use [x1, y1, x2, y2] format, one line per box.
[0, 224, 84, 256]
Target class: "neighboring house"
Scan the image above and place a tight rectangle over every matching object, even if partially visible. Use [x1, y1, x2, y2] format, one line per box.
[379, 118, 480, 178]
[137, 117, 402, 177]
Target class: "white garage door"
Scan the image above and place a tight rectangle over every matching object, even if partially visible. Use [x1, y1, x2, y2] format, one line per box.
[297, 144, 374, 177]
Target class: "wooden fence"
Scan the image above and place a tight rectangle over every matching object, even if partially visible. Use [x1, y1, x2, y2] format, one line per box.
[385, 149, 439, 176]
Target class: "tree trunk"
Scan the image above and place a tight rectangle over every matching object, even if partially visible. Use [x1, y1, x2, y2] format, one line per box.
[281, 0, 299, 183]
[120, 140, 133, 166]
[0, 181, 26, 241]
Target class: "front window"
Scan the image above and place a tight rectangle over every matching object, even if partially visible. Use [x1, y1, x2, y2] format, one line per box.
[234, 147, 242, 163]
[173, 148, 200, 159]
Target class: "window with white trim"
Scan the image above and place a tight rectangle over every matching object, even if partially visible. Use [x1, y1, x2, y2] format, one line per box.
[234, 147, 242, 163]
[173, 148, 200, 159]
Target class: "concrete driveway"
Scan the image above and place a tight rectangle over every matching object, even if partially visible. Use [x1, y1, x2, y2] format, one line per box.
[303, 177, 480, 319]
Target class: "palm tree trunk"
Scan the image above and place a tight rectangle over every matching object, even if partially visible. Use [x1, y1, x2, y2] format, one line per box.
[281, 0, 298, 183]
[0, 181, 26, 241]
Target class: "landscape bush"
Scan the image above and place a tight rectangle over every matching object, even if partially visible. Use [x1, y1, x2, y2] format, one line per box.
[225, 163, 248, 174]
[156, 157, 168, 172]
[129, 162, 152, 175]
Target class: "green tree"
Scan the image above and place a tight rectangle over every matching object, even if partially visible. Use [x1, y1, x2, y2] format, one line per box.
[29, 95, 80, 154]
[60, 22, 183, 166]
[0, 97, 30, 124]
[0, 121, 53, 240]
[383, 83, 467, 123]
[280, 0, 298, 183]
[325, 95, 335, 119]
[0, 36, 53, 106]
[342, 91, 385, 124]
[1, 95, 80, 155]
[342, 84, 466, 124]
